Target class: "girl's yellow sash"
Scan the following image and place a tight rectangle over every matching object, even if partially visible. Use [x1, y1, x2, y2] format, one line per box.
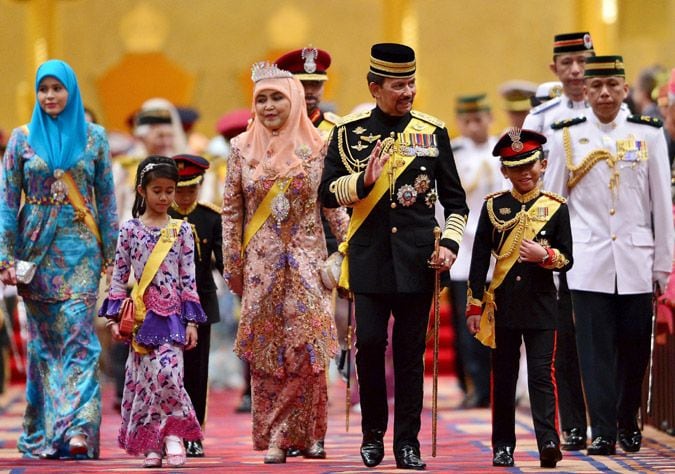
[131, 219, 182, 354]
[475, 195, 561, 348]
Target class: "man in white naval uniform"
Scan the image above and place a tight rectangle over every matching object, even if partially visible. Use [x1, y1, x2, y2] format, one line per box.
[446, 94, 501, 409]
[546, 55, 674, 456]
[524, 31, 595, 167]
[523, 32, 595, 450]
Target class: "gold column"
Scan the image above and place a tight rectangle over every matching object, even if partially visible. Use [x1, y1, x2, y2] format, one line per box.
[15, 0, 59, 123]
[577, 0, 618, 53]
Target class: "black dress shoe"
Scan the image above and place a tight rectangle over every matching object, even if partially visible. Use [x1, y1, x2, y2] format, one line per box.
[492, 446, 514, 467]
[185, 440, 204, 457]
[360, 429, 385, 467]
[561, 428, 587, 451]
[286, 446, 302, 457]
[617, 429, 642, 453]
[304, 440, 326, 459]
[539, 441, 562, 468]
[395, 445, 426, 470]
[587, 436, 616, 455]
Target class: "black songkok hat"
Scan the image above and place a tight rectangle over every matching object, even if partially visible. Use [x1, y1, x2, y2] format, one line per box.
[455, 93, 490, 114]
[492, 128, 547, 168]
[135, 108, 172, 127]
[553, 32, 595, 55]
[584, 55, 626, 78]
[369, 43, 416, 79]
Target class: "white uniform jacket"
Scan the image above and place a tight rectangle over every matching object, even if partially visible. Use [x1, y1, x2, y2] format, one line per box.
[546, 109, 674, 294]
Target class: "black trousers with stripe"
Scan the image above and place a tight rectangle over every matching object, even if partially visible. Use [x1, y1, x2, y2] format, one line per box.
[492, 327, 559, 453]
[354, 292, 431, 452]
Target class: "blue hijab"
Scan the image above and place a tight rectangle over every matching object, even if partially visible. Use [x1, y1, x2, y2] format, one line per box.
[27, 59, 87, 172]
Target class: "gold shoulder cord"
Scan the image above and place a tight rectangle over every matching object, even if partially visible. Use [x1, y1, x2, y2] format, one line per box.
[564, 127, 617, 190]
[337, 126, 369, 174]
[486, 199, 528, 261]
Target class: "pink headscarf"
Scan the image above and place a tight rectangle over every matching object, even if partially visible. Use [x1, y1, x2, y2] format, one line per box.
[237, 74, 324, 180]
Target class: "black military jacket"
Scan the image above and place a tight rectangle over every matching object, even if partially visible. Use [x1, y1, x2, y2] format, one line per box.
[169, 201, 224, 324]
[320, 106, 468, 293]
[468, 190, 573, 329]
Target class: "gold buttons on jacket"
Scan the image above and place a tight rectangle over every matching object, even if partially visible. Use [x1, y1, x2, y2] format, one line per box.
[609, 208, 615, 215]
[391, 202, 397, 209]
[515, 276, 522, 282]
[391, 227, 398, 234]
[611, 234, 616, 241]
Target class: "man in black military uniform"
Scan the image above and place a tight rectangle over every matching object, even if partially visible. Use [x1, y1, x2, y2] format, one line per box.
[466, 129, 572, 469]
[320, 43, 468, 470]
[169, 154, 224, 457]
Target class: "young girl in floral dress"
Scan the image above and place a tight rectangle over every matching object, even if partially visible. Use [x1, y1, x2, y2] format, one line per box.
[99, 155, 206, 468]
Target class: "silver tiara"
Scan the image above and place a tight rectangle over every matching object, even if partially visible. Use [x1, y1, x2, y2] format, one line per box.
[251, 61, 292, 82]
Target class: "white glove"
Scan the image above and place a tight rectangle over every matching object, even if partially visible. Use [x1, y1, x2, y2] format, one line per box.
[654, 271, 670, 294]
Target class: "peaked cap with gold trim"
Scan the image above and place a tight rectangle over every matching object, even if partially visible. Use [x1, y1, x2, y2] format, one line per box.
[492, 128, 546, 168]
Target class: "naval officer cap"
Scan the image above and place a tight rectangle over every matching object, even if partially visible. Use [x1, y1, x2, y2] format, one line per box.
[553, 32, 595, 55]
[172, 154, 210, 187]
[492, 128, 547, 167]
[584, 55, 625, 78]
[275, 46, 331, 82]
[370, 43, 416, 79]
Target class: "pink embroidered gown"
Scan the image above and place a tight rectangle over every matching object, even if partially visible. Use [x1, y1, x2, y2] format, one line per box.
[222, 138, 348, 450]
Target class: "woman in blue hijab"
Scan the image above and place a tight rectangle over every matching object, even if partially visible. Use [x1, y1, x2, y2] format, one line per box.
[0, 60, 119, 459]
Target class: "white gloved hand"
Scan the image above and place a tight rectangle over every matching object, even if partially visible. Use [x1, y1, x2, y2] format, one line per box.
[654, 271, 670, 294]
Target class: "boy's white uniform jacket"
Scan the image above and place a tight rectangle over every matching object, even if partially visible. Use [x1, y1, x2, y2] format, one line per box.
[546, 109, 674, 294]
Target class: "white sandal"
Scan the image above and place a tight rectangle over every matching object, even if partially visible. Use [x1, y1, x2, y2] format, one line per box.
[143, 451, 162, 468]
[165, 435, 186, 467]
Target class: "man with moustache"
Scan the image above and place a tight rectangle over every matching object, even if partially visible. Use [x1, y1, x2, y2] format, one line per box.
[320, 43, 468, 470]
[546, 56, 673, 456]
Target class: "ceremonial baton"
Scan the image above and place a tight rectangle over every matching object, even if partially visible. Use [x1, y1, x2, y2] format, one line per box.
[428, 226, 443, 457]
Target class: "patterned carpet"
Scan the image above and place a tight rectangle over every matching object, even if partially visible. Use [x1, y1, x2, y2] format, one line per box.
[1, 376, 674, 473]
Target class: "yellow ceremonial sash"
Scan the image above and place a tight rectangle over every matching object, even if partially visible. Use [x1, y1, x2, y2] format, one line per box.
[131, 218, 182, 354]
[241, 178, 292, 256]
[338, 117, 437, 290]
[62, 172, 102, 245]
[475, 195, 562, 348]
[20, 125, 102, 246]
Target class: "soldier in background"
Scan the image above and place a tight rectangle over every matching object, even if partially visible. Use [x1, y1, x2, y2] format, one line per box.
[447, 93, 500, 409]
[169, 154, 224, 457]
[523, 32, 595, 451]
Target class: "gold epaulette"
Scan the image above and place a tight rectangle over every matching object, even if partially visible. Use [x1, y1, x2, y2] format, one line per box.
[410, 110, 445, 128]
[323, 111, 341, 126]
[198, 201, 222, 214]
[551, 116, 586, 130]
[627, 114, 663, 128]
[484, 190, 509, 201]
[540, 190, 567, 203]
[336, 110, 371, 127]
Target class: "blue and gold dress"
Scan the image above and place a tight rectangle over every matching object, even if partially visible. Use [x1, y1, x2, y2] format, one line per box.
[0, 123, 118, 458]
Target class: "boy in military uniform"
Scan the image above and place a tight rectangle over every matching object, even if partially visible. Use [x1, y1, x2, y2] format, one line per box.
[546, 56, 673, 455]
[320, 43, 468, 470]
[169, 154, 224, 457]
[466, 129, 572, 469]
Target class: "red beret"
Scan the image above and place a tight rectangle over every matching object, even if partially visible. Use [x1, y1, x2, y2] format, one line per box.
[216, 109, 251, 139]
[172, 154, 209, 185]
[275, 46, 331, 81]
[492, 128, 547, 167]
